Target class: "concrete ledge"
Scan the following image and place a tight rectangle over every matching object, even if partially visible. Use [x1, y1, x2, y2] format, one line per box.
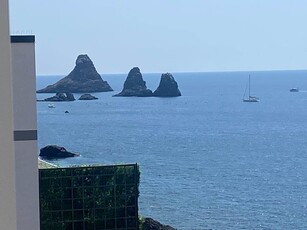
[38, 159, 57, 169]
[11, 35, 35, 43]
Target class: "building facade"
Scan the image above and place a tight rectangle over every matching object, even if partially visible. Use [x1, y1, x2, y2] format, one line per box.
[0, 1, 17, 228]
[11, 35, 40, 230]
[0, 1, 39, 229]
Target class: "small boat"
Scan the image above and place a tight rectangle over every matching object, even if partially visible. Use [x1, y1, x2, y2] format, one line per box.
[48, 103, 55, 108]
[243, 75, 259, 102]
[289, 88, 299, 92]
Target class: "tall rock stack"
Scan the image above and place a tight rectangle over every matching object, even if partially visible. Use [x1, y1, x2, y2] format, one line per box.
[114, 67, 153, 97]
[153, 73, 181, 97]
[37, 54, 113, 93]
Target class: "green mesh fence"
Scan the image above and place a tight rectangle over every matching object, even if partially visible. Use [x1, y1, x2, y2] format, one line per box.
[39, 164, 139, 230]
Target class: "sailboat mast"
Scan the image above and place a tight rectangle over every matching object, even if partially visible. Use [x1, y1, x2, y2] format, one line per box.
[249, 74, 251, 98]
[243, 74, 259, 102]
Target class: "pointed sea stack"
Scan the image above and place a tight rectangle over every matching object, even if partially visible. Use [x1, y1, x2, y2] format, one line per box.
[114, 67, 153, 97]
[37, 54, 113, 93]
[153, 73, 181, 97]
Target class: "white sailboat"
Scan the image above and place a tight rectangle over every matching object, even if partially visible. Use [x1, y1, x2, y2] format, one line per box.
[243, 75, 259, 102]
[48, 103, 55, 108]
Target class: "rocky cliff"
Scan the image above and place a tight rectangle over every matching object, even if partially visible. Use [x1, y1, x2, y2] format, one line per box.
[37, 55, 113, 93]
[114, 67, 153, 97]
[153, 73, 181, 97]
[141, 218, 176, 230]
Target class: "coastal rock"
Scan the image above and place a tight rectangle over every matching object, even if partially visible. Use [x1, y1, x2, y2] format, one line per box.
[39, 145, 79, 158]
[44, 92, 75, 101]
[65, 92, 75, 101]
[141, 218, 176, 230]
[114, 67, 153, 97]
[37, 54, 113, 93]
[153, 73, 181, 97]
[78, 93, 98, 100]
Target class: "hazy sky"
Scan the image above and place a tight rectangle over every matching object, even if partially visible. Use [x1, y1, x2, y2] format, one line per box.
[9, 0, 307, 75]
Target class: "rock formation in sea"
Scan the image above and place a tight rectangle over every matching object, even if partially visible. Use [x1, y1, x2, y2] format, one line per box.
[37, 54, 113, 93]
[78, 93, 98, 100]
[39, 145, 79, 158]
[153, 73, 181, 97]
[114, 67, 153, 97]
[43, 92, 75, 101]
[141, 218, 176, 230]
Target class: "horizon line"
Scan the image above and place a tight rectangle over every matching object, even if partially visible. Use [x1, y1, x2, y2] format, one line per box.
[36, 68, 307, 77]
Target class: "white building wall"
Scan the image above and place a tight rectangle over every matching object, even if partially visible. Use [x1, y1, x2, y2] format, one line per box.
[0, 0, 18, 229]
[11, 42, 37, 129]
[0, 1, 40, 229]
[11, 37, 40, 230]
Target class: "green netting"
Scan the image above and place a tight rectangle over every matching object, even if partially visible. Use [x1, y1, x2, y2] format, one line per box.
[39, 164, 139, 230]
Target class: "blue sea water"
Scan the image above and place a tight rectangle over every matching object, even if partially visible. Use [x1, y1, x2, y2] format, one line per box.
[37, 70, 307, 229]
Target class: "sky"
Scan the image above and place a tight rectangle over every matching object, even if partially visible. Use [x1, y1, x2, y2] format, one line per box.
[9, 0, 307, 75]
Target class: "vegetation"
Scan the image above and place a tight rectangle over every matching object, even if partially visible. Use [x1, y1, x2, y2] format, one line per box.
[138, 216, 145, 230]
[39, 164, 140, 230]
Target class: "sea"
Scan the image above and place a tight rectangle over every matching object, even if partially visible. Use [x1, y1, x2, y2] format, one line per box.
[36, 70, 307, 230]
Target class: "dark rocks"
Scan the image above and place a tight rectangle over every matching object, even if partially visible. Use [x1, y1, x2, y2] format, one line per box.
[114, 68, 181, 97]
[153, 73, 181, 97]
[78, 93, 98, 100]
[65, 92, 75, 101]
[44, 92, 75, 102]
[141, 218, 176, 230]
[39, 145, 79, 159]
[37, 54, 113, 93]
[114, 67, 153, 97]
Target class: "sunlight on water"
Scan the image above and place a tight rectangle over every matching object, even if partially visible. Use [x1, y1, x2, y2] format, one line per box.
[37, 70, 307, 229]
